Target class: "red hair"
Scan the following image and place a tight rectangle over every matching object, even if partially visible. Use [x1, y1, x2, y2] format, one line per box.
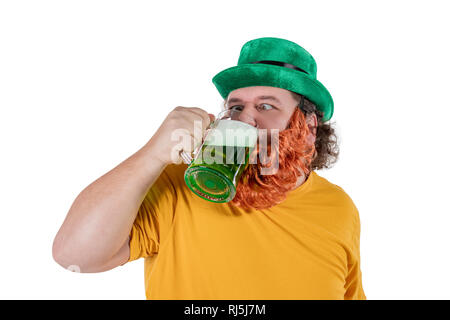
[231, 107, 316, 210]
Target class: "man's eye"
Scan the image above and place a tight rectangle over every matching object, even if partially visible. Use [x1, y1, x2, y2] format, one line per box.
[230, 105, 244, 111]
[258, 104, 274, 111]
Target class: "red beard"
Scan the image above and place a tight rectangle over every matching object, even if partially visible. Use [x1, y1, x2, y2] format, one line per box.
[231, 107, 316, 210]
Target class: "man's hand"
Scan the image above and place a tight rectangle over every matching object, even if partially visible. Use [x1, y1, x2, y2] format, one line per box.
[150, 107, 215, 165]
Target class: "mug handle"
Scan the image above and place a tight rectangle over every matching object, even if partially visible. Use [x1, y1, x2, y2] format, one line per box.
[179, 149, 194, 164]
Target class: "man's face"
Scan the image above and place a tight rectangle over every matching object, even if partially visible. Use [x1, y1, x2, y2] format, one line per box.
[225, 86, 299, 130]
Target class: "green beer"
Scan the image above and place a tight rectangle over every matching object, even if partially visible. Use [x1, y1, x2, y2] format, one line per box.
[184, 119, 257, 203]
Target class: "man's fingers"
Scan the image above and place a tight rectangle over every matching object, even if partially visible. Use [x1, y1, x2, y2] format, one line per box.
[184, 107, 213, 128]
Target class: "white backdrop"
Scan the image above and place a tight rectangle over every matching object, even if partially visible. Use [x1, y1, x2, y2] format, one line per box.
[1, 0, 449, 300]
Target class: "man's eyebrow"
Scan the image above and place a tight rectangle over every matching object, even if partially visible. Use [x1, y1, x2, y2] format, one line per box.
[226, 96, 281, 104]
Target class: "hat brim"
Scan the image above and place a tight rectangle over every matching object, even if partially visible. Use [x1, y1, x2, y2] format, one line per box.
[212, 63, 334, 122]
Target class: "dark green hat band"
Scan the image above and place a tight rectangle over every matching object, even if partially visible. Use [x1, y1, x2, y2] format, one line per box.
[251, 60, 309, 75]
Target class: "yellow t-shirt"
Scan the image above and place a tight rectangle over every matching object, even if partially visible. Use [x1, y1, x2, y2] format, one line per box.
[128, 163, 366, 300]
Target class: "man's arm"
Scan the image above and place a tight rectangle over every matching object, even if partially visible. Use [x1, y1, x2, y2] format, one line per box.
[52, 107, 213, 273]
[52, 140, 167, 273]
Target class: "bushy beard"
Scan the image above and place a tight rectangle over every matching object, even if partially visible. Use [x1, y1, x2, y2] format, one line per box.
[231, 107, 316, 210]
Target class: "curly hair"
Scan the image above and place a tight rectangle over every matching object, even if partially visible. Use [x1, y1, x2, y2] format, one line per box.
[289, 91, 340, 170]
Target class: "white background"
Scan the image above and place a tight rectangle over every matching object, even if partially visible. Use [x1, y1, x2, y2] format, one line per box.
[1, 0, 449, 300]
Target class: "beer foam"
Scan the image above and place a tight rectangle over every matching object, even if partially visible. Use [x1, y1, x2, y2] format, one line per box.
[204, 120, 257, 147]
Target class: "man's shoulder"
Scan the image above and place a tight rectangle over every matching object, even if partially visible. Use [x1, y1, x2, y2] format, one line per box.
[312, 172, 356, 203]
[307, 172, 362, 246]
[311, 171, 360, 224]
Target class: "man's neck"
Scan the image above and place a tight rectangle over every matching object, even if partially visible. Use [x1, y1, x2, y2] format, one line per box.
[293, 171, 310, 190]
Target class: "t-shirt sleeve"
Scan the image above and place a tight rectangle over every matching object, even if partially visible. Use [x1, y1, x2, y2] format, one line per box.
[344, 206, 367, 300]
[127, 165, 179, 262]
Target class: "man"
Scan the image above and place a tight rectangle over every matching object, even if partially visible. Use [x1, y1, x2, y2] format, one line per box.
[53, 37, 366, 300]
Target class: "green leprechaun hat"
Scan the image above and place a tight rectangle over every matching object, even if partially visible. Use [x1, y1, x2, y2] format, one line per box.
[212, 37, 334, 122]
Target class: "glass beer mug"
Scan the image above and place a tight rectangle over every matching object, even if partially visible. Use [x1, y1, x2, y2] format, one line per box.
[180, 108, 258, 203]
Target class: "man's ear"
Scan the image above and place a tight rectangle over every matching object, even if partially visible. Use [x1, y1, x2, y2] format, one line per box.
[305, 113, 318, 136]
